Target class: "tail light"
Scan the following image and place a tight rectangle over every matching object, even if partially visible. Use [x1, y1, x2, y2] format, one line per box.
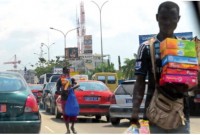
[24, 94, 39, 112]
[110, 94, 116, 104]
[37, 91, 42, 97]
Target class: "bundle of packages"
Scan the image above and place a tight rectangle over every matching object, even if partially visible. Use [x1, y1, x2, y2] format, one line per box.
[159, 38, 198, 89]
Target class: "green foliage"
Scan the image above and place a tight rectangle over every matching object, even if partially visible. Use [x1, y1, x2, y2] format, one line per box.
[34, 57, 71, 77]
[33, 54, 138, 80]
[88, 62, 116, 79]
[121, 53, 137, 80]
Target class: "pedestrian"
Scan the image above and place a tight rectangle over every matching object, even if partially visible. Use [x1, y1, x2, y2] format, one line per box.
[131, 1, 194, 134]
[56, 66, 79, 134]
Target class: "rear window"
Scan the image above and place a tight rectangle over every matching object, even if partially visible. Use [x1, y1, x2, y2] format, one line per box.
[115, 81, 148, 95]
[29, 85, 43, 90]
[115, 83, 134, 95]
[77, 82, 108, 91]
[0, 74, 27, 91]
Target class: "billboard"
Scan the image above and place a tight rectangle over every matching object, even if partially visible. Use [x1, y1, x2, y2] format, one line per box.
[84, 35, 93, 54]
[65, 47, 79, 59]
[139, 32, 193, 45]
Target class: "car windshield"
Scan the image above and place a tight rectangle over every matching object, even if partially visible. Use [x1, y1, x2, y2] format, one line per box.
[115, 83, 134, 95]
[0, 72, 27, 92]
[50, 75, 60, 82]
[29, 84, 43, 90]
[78, 81, 108, 91]
[45, 82, 56, 90]
[107, 75, 116, 84]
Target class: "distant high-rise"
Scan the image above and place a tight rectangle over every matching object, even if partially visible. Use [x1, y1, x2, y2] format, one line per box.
[77, 1, 86, 54]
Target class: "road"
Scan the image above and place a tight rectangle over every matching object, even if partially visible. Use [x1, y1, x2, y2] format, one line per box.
[39, 110, 129, 134]
[39, 110, 200, 134]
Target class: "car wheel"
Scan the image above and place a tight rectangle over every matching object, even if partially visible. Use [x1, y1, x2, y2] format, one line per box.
[95, 115, 101, 120]
[55, 105, 62, 119]
[111, 118, 120, 126]
[45, 103, 50, 113]
[106, 115, 110, 122]
[50, 102, 55, 115]
[39, 102, 43, 109]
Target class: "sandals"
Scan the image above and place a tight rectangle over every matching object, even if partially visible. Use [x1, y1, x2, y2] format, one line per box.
[71, 127, 77, 134]
[66, 130, 70, 134]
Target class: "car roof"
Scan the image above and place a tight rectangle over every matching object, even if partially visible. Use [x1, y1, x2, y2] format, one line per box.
[0, 71, 22, 76]
[77, 80, 100, 83]
[0, 71, 25, 80]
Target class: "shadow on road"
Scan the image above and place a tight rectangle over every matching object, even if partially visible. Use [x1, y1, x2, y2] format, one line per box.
[40, 110, 52, 116]
[102, 121, 130, 128]
[77, 117, 107, 123]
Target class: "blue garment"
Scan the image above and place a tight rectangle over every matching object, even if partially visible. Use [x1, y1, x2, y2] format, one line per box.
[64, 88, 79, 116]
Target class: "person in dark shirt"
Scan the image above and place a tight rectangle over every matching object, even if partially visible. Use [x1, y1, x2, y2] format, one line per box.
[56, 67, 79, 134]
[131, 1, 191, 133]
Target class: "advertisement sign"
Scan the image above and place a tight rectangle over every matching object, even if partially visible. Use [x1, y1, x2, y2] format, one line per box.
[53, 67, 62, 74]
[65, 47, 79, 59]
[84, 35, 93, 54]
[139, 32, 193, 45]
[84, 59, 94, 70]
[53, 67, 75, 74]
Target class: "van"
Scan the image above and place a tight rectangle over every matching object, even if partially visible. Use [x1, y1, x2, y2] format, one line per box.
[92, 72, 118, 92]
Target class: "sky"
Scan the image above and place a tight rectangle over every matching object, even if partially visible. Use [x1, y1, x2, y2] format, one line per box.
[0, 0, 199, 71]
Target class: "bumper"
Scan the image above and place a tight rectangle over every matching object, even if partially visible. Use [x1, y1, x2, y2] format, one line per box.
[109, 105, 144, 119]
[79, 104, 110, 116]
[0, 120, 41, 133]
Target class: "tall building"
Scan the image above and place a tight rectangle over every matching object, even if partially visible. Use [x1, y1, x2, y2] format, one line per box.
[77, 1, 86, 54]
[69, 1, 109, 73]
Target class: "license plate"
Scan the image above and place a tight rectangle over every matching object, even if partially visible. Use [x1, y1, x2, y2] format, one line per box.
[84, 97, 99, 101]
[126, 99, 132, 103]
[0, 104, 6, 113]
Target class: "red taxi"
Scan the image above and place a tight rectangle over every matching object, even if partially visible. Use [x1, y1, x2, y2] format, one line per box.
[55, 80, 113, 122]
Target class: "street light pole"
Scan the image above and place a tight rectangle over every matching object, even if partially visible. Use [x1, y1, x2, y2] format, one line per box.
[41, 42, 55, 61]
[49, 27, 79, 60]
[91, 0, 108, 72]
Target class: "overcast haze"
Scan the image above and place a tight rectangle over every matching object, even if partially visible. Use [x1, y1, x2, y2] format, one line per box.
[0, 0, 199, 71]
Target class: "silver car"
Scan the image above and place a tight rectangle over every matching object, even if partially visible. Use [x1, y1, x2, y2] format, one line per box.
[109, 80, 148, 126]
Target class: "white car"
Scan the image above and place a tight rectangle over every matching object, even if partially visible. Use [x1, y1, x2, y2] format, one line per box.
[109, 80, 148, 126]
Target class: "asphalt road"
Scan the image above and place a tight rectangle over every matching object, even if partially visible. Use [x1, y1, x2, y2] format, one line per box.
[39, 110, 200, 134]
[39, 110, 129, 134]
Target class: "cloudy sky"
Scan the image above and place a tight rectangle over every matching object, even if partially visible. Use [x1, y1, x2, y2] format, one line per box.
[0, 0, 199, 71]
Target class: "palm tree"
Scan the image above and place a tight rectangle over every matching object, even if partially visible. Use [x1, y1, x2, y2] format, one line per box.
[121, 53, 137, 79]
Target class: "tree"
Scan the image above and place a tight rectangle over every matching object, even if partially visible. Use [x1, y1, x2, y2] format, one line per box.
[34, 57, 71, 77]
[121, 53, 137, 79]
[88, 62, 116, 79]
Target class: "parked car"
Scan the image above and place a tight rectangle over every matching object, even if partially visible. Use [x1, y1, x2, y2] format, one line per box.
[55, 80, 114, 122]
[109, 80, 148, 126]
[0, 71, 41, 133]
[28, 83, 43, 104]
[42, 82, 56, 111]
